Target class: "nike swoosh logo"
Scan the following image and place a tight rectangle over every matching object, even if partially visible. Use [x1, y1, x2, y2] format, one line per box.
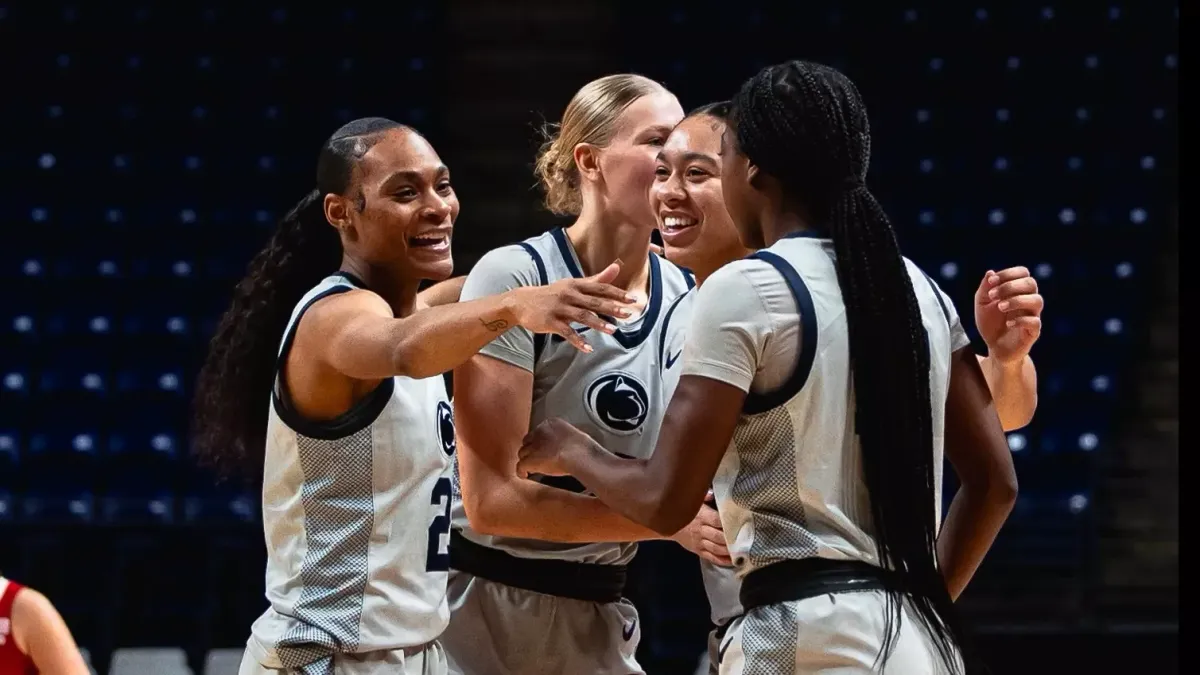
[622, 619, 637, 641]
[665, 349, 682, 369]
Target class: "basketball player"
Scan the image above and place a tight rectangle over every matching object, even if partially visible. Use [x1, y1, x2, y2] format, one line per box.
[650, 102, 1040, 672]
[443, 75, 727, 675]
[191, 118, 635, 675]
[517, 61, 1018, 674]
[0, 575, 90, 675]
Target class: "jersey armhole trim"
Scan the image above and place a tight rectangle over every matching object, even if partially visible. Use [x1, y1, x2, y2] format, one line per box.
[917, 269, 952, 324]
[271, 284, 396, 441]
[741, 252, 819, 415]
[517, 242, 549, 362]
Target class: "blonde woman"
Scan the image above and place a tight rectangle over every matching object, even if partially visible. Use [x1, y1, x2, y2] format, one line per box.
[443, 75, 727, 675]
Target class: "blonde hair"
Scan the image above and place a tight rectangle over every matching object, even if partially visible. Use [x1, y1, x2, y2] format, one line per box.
[535, 74, 666, 215]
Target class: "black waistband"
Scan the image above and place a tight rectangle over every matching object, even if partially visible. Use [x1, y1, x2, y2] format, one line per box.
[739, 558, 892, 614]
[449, 530, 627, 604]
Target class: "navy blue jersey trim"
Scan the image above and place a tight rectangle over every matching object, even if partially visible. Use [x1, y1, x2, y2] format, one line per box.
[517, 242, 550, 361]
[741, 252, 819, 415]
[918, 269, 952, 324]
[272, 283, 395, 440]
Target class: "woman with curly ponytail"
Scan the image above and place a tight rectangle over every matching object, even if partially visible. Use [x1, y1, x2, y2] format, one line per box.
[515, 61, 1018, 675]
[198, 118, 635, 675]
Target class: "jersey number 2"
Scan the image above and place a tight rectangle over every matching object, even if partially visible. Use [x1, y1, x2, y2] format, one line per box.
[426, 477, 453, 572]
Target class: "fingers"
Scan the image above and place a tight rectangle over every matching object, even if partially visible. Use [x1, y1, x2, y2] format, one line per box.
[990, 266, 1031, 284]
[996, 293, 1044, 316]
[699, 536, 732, 566]
[987, 276, 1038, 302]
[572, 292, 634, 319]
[1005, 315, 1042, 333]
[574, 280, 637, 304]
[650, 243, 665, 257]
[696, 504, 722, 529]
[588, 260, 622, 284]
[568, 309, 617, 336]
[560, 327, 596, 354]
[978, 267, 1033, 303]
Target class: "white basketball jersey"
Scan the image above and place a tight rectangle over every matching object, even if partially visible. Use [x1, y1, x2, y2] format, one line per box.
[453, 228, 694, 564]
[702, 234, 965, 581]
[657, 288, 743, 625]
[247, 273, 456, 669]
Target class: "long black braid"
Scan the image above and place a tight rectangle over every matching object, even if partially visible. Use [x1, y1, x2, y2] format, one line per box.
[730, 62, 980, 674]
[192, 117, 405, 481]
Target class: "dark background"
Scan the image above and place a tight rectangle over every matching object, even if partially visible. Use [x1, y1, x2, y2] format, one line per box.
[0, 1, 1178, 673]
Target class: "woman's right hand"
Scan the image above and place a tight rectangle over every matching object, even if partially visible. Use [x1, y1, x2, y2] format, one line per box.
[507, 261, 635, 353]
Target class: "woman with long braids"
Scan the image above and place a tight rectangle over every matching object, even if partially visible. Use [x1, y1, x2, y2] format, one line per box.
[192, 117, 634, 675]
[517, 61, 1017, 674]
[649, 101, 1036, 673]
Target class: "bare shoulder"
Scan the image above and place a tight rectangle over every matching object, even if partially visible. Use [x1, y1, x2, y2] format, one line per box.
[11, 586, 65, 631]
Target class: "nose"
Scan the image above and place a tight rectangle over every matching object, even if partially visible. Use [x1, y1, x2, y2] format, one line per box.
[653, 172, 687, 206]
[422, 192, 453, 221]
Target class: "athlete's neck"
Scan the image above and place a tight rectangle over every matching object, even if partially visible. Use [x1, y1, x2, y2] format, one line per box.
[339, 258, 420, 318]
[760, 210, 816, 248]
[690, 244, 754, 288]
[564, 211, 653, 297]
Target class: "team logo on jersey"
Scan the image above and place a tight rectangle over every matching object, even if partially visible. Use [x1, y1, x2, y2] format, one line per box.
[585, 373, 650, 434]
[436, 401, 456, 456]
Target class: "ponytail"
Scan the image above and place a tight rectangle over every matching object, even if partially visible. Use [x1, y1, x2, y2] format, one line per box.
[191, 191, 341, 480]
[731, 62, 980, 674]
[192, 116, 405, 481]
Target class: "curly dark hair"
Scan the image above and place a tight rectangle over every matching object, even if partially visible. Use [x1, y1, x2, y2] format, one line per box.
[729, 61, 979, 674]
[191, 117, 404, 481]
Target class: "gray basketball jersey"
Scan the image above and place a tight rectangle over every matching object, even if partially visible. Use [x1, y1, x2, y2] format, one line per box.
[453, 228, 695, 564]
[247, 273, 456, 670]
[696, 234, 969, 580]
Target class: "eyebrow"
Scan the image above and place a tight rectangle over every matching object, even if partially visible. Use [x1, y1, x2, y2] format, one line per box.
[655, 150, 718, 165]
[380, 166, 448, 187]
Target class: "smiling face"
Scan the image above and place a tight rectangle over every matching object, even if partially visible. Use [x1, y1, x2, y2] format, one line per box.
[328, 128, 459, 281]
[650, 114, 748, 280]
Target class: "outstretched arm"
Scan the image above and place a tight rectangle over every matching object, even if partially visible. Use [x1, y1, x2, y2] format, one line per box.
[973, 267, 1043, 430]
[455, 355, 678, 542]
[518, 376, 744, 536]
[417, 275, 467, 309]
[303, 263, 631, 382]
[516, 262, 767, 535]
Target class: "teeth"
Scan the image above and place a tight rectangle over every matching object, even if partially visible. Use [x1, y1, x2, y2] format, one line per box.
[662, 216, 697, 230]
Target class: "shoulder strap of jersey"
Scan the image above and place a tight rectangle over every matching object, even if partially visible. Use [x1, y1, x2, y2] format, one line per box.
[517, 242, 550, 361]
[916, 269, 952, 325]
[741, 251, 819, 415]
[0, 579, 23, 617]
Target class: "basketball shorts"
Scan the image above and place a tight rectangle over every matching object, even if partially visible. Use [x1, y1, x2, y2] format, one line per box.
[237, 641, 447, 675]
[716, 590, 962, 675]
[441, 570, 643, 675]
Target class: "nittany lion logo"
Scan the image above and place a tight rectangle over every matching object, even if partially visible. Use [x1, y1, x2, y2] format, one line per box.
[585, 373, 650, 434]
[436, 401, 456, 456]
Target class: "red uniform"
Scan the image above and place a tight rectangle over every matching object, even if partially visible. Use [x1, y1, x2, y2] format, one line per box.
[0, 579, 37, 675]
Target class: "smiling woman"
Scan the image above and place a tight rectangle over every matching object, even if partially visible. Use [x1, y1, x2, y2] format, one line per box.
[188, 117, 636, 675]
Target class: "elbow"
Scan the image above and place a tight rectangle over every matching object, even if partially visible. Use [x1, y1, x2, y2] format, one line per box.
[390, 337, 433, 380]
[461, 490, 502, 536]
[462, 485, 523, 538]
[989, 469, 1019, 512]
